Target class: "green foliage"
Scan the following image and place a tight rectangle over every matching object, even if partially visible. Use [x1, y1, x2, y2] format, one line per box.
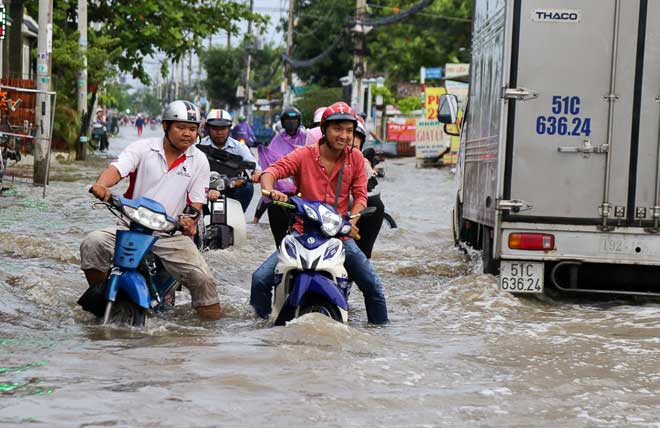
[203, 42, 283, 110]
[287, 0, 471, 84]
[367, 0, 472, 81]
[52, 106, 81, 152]
[289, 0, 354, 86]
[99, 82, 133, 112]
[203, 47, 244, 109]
[371, 86, 395, 106]
[25, 0, 266, 152]
[86, 0, 267, 84]
[396, 96, 421, 115]
[132, 89, 162, 117]
[293, 85, 343, 127]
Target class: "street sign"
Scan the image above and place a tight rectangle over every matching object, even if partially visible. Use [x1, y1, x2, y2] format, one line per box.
[0, 5, 6, 40]
[445, 63, 470, 79]
[424, 87, 447, 120]
[424, 67, 443, 79]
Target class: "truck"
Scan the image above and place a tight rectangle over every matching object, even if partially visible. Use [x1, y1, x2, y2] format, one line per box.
[441, 0, 660, 297]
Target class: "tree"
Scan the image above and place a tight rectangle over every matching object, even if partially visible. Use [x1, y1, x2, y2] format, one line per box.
[25, 0, 266, 151]
[203, 42, 282, 110]
[286, 0, 471, 84]
[294, 85, 342, 127]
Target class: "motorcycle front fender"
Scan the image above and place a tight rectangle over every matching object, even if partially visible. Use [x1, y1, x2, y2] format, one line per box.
[106, 271, 151, 309]
[289, 272, 348, 311]
[226, 198, 246, 246]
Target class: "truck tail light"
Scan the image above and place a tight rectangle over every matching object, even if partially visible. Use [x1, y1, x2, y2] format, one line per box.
[508, 233, 555, 251]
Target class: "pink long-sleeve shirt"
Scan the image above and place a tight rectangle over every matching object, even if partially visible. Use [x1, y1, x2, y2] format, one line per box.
[264, 142, 368, 220]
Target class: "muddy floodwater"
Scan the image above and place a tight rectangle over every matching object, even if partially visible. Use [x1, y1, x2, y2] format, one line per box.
[1, 127, 659, 427]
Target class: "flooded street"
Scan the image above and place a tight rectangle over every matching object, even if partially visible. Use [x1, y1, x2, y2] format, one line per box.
[1, 127, 659, 428]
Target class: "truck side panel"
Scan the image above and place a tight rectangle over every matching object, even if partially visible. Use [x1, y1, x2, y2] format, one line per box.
[461, 0, 506, 227]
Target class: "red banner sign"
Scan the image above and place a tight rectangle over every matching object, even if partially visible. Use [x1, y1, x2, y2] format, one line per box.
[386, 118, 416, 142]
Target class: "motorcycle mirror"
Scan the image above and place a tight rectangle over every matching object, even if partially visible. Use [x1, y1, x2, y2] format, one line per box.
[209, 171, 222, 189]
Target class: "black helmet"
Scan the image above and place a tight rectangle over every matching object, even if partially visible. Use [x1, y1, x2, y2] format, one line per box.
[281, 107, 302, 122]
[281, 107, 302, 135]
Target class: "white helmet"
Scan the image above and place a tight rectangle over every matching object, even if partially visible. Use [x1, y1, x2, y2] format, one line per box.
[312, 106, 326, 125]
[162, 100, 201, 125]
[206, 109, 233, 127]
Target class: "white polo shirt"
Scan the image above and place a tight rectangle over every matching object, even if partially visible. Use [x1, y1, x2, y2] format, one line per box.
[111, 137, 210, 217]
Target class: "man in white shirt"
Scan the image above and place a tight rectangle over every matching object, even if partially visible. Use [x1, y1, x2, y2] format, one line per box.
[80, 100, 221, 320]
[198, 109, 260, 211]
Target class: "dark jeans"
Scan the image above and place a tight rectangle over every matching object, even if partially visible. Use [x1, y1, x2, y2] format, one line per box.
[226, 182, 254, 212]
[250, 238, 389, 324]
[356, 194, 385, 259]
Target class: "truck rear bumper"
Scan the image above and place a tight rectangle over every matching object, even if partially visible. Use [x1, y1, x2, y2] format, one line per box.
[498, 223, 660, 296]
[500, 223, 660, 266]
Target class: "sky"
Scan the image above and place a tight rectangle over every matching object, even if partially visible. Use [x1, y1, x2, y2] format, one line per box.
[125, 0, 287, 90]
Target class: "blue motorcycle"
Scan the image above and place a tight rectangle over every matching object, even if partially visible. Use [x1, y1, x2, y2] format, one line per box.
[263, 191, 375, 325]
[78, 194, 194, 327]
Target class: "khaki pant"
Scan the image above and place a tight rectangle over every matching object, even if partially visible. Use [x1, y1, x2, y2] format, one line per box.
[80, 227, 219, 307]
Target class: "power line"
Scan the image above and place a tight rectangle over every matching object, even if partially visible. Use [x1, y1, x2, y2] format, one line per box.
[282, 0, 436, 68]
[365, 3, 472, 22]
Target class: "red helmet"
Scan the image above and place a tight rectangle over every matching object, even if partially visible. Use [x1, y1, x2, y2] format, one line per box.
[320, 102, 357, 132]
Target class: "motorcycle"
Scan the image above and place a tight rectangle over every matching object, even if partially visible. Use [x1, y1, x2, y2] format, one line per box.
[362, 147, 397, 229]
[91, 122, 108, 151]
[263, 191, 375, 325]
[196, 144, 254, 250]
[77, 192, 198, 327]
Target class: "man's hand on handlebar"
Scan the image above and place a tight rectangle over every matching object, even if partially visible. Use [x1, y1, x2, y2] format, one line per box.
[178, 216, 197, 237]
[349, 219, 361, 240]
[208, 189, 220, 201]
[90, 183, 112, 202]
[261, 188, 289, 202]
[251, 171, 262, 183]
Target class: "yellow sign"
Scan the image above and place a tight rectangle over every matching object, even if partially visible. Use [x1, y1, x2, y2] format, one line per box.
[424, 87, 447, 120]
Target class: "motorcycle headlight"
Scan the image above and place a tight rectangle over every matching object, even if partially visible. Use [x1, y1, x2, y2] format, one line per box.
[303, 204, 319, 222]
[318, 204, 342, 236]
[123, 205, 176, 232]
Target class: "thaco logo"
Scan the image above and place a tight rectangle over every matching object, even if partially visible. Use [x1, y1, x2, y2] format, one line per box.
[532, 9, 581, 23]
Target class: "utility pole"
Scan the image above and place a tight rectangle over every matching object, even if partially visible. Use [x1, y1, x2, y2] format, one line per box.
[284, 0, 295, 107]
[187, 50, 192, 89]
[352, 0, 368, 113]
[76, 0, 87, 160]
[34, 0, 53, 185]
[243, 0, 254, 117]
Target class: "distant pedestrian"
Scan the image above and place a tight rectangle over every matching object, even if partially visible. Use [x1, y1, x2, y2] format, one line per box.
[136, 114, 145, 137]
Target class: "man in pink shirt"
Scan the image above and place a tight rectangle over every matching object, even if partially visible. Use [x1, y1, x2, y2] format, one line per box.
[250, 102, 389, 325]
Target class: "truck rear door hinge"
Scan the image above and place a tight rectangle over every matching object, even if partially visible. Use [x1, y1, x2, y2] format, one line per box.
[558, 139, 608, 156]
[497, 199, 534, 213]
[502, 87, 538, 101]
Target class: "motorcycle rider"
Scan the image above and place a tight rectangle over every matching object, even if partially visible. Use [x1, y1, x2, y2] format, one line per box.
[198, 109, 260, 212]
[230, 113, 256, 146]
[92, 108, 109, 151]
[250, 101, 389, 325]
[253, 106, 308, 247]
[353, 117, 385, 259]
[79, 100, 222, 320]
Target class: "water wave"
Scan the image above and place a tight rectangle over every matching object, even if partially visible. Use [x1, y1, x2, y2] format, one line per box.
[0, 232, 79, 263]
